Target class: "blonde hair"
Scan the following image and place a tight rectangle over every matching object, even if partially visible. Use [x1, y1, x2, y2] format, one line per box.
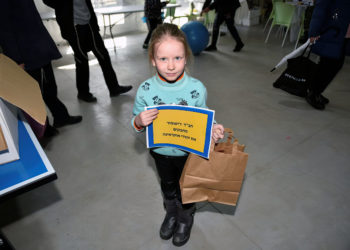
[148, 23, 193, 65]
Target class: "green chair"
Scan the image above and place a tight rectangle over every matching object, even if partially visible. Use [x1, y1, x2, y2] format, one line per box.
[265, 2, 296, 47]
[263, 0, 283, 32]
[164, 0, 178, 23]
[204, 10, 216, 32]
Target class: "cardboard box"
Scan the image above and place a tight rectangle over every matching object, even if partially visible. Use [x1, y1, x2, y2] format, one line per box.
[0, 54, 46, 164]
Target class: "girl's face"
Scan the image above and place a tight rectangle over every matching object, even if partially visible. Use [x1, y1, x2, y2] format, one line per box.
[152, 37, 186, 82]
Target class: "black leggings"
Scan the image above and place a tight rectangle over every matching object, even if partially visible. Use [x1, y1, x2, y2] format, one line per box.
[27, 63, 69, 122]
[68, 23, 119, 95]
[150, 150, 194, 208]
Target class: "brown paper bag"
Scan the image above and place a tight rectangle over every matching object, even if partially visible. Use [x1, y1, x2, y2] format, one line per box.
[179, 128, 248, 206]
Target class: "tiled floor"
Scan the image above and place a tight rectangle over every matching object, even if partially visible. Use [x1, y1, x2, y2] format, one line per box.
[1, 25, 349, 250]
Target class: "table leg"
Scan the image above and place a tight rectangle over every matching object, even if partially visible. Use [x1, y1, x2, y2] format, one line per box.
[108, 14, 116, 51]
[103, 14, 107, 38]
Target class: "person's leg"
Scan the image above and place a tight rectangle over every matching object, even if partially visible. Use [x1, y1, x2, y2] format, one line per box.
[306, 55, 345, 110]
[205, 13, 225, 51]
[224, 8, 244, 52]
[172, 154, 195, 247]
[316, 56, 345, 94]
[143, 18, 160, 48]
[41, 63, 82, 127]
[150, 151, 188, 241]
[69, 25, 94, 101]
[41, 63, 69, 120]
[89, 24, 132, 96]
[26, 68, 58, 136]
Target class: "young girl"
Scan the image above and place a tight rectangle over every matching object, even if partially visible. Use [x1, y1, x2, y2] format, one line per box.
[132, 23, 224, 247]
[143, 0, 169, 49]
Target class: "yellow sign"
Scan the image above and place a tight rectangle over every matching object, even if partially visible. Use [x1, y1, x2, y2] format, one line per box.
[146, 105, 214, 158]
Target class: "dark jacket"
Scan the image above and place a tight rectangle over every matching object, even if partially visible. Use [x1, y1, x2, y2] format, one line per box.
[0, 0, 61, 70]
[309, 0, 350, 58]
[202, 0, 241, 15]
[43, 0, 99, 41]
[144, 0, 167, 19]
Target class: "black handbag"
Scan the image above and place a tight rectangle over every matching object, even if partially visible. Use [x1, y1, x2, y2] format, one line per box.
[273, 47, 317, 97]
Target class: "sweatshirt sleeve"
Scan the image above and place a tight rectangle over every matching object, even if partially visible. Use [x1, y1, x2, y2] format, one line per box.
[131, 85, 147, 132]
[308, 0, 332, 37]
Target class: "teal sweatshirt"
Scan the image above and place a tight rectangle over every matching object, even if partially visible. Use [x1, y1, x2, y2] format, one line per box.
[132, 72, 208, 156]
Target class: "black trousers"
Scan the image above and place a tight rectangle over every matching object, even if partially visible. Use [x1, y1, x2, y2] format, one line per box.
[68, 23, 119, 95]
[211, 9, 243, 46]
[150, 150, 194, 209]
[309, 56, 345, 94]
[144, 18, 162, 45]
[27, 63, 69, 123]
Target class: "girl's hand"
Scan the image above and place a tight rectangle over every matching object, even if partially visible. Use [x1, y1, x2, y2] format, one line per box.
[135, 109, 159, 128]
[212, 124, 224, 143]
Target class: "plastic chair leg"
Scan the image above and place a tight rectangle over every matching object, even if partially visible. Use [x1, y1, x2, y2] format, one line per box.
[265, 24, 274, 43]
[281, 27, 290, 47]
[263, 18, 272, 32]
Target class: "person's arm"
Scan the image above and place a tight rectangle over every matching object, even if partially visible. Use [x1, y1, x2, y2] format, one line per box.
[309, 0, 332, 39]
[201, 0, 212, 15]
[131, 85, 159, 132]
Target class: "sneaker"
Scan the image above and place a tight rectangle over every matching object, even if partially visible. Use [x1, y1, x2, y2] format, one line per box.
[110, 85, 133, 97]
[204, 45, 217, 51]
[143, 43, 148, 49]
[77, 93, 97, 103]
[233, 43, 244, 52]
[53, 115, 83, 128]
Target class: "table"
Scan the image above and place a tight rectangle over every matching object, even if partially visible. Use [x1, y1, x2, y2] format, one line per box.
[286, 1, 312, 44]
[94, 4, 181, 46]
[0, 115, 57, 202]
[0, 114, 57, 249]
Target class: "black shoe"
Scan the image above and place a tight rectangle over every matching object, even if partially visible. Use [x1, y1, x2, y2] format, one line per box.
[53, 115, 83, 128]
[110, 85, 133, 97]
[233, 42, 244, 52]
[320, 94, 329, 104]
[77, 93, 97, 103]
[143, 43, 148, 49]
[44, 125, 59, 137]
[306, 92, 325, 110]
[160, 199, 178, 240]
[172, 205, 195, 247]
[204, 45, 217, 52]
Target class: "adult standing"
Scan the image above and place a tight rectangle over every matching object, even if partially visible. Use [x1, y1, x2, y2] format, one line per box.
[43, 0, 132, 103]
[306, 0, 350, 110]
[143, 0, 169, 49]
[0, 0, 82, 136]
[201, 0, 244, 52]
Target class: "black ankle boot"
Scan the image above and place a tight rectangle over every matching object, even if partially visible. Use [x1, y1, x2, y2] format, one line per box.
[160, 199, 178, 240]
[172, 204, 196, 247]
[306, 91, 325, 110]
